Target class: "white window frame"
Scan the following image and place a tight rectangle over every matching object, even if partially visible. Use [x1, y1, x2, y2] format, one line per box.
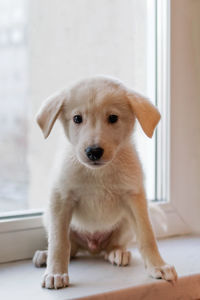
[155, 0, 200, 237]
[0, 0, 198, 263]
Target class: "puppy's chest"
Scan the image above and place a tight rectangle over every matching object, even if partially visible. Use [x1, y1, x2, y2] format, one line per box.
[73, 168, 133, 196]
[71, 175, 127, 231]
[75, 179, 123, 211]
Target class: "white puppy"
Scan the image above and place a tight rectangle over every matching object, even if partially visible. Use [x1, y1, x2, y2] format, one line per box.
[33, 76, 177, 289]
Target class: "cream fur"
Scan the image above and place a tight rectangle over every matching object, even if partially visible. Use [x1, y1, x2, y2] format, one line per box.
[33, 76, 177, 289]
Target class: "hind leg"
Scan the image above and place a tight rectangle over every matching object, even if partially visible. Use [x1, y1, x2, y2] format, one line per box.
[33, 238, 79, 268]
[104, 219, 133, 267]
[70, 238, 79, 258]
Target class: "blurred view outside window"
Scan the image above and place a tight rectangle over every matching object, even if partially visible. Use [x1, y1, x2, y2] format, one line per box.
[0, 0, 156, 214]
[0, 0, 28, 213]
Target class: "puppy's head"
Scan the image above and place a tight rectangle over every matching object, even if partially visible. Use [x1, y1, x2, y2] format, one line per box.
[36, 76, 160, 169]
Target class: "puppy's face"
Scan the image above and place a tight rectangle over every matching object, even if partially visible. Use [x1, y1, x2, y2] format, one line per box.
[36, 76, 161, 169]
[60, 81, 135, 168]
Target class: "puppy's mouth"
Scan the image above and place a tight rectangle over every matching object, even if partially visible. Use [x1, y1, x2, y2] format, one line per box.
[77, 147, 113, 169]
[78, 156, 109, 169]
[88, 161, 105, 167]
[83, 159, 107, 169]
[77, 145, 111, 169]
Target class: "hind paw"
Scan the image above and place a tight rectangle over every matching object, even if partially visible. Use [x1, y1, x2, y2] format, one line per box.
[105, 249, 131, 266]
[33, 250, 47, 267]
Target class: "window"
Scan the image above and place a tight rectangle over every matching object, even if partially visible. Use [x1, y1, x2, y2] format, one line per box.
[0, 0, 158, 217]
[1, 0, 199, 263]
[0, 0, 28, 214]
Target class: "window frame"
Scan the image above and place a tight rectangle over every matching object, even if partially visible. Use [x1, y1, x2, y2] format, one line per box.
[155, 0, 200, 237]
[0, 0, 198, 263]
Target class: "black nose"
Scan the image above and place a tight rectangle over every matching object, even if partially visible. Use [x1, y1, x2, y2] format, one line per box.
[85, 146, 104, 161]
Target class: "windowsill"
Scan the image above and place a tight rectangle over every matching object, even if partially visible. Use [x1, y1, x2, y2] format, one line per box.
[0, 235, 200, 300]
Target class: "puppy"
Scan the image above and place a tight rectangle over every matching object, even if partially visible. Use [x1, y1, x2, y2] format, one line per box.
[33, 76, 177, 289]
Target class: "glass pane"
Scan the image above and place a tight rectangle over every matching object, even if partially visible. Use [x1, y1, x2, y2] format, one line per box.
[0, 0, 28, 213]
[0, 0, 157, 214]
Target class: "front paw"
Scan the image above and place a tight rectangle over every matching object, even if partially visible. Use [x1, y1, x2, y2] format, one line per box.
[147, 264, 178, 282]
[42, 273, 69, 289]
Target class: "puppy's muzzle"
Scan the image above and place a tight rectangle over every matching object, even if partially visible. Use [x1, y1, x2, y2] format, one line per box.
[85, 146, 104, 161]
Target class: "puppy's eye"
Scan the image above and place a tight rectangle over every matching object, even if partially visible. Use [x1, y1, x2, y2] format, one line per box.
[73, 115, 83, 124]
[108, 114, 118, 124]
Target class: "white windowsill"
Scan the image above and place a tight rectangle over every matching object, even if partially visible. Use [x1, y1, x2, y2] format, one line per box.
[0, 235, 200, 300]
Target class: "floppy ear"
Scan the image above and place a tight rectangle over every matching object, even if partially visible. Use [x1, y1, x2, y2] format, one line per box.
[36, 90, 67, 139]
[127, 89, 161, 138]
